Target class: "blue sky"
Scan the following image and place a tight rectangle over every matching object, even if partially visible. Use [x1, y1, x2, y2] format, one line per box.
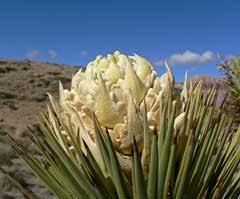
[0, 0, 239, 82]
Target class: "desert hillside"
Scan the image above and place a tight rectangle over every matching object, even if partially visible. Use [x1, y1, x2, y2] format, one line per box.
[0, 60, 226, 198]
[0, 59, 78, 198]
[0, 59, 79, 134]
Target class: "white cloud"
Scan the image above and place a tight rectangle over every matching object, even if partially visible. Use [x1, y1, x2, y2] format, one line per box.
[154, 60, 164, 67]
[26, 50, 40, 60]
[80, 50, 88, 57]
[155, 50, 215, 66]
[48, 49, 57, 60]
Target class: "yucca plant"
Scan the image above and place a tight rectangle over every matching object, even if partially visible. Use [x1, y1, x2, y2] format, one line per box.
[1, 51, 240, 198]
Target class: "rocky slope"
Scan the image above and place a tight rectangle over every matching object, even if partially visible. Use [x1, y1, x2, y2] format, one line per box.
[0, 59, 226, 198]
[0, 59, 78, 198]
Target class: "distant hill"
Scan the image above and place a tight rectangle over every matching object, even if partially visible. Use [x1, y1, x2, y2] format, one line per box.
[191, 75, 225, 90]
[176, 75, 226, 106]
[192, 75, 226, 104]
[0, 59, 79, 134]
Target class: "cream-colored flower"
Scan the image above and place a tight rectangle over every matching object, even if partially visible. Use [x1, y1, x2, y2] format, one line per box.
[49, 51, 178, 168]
